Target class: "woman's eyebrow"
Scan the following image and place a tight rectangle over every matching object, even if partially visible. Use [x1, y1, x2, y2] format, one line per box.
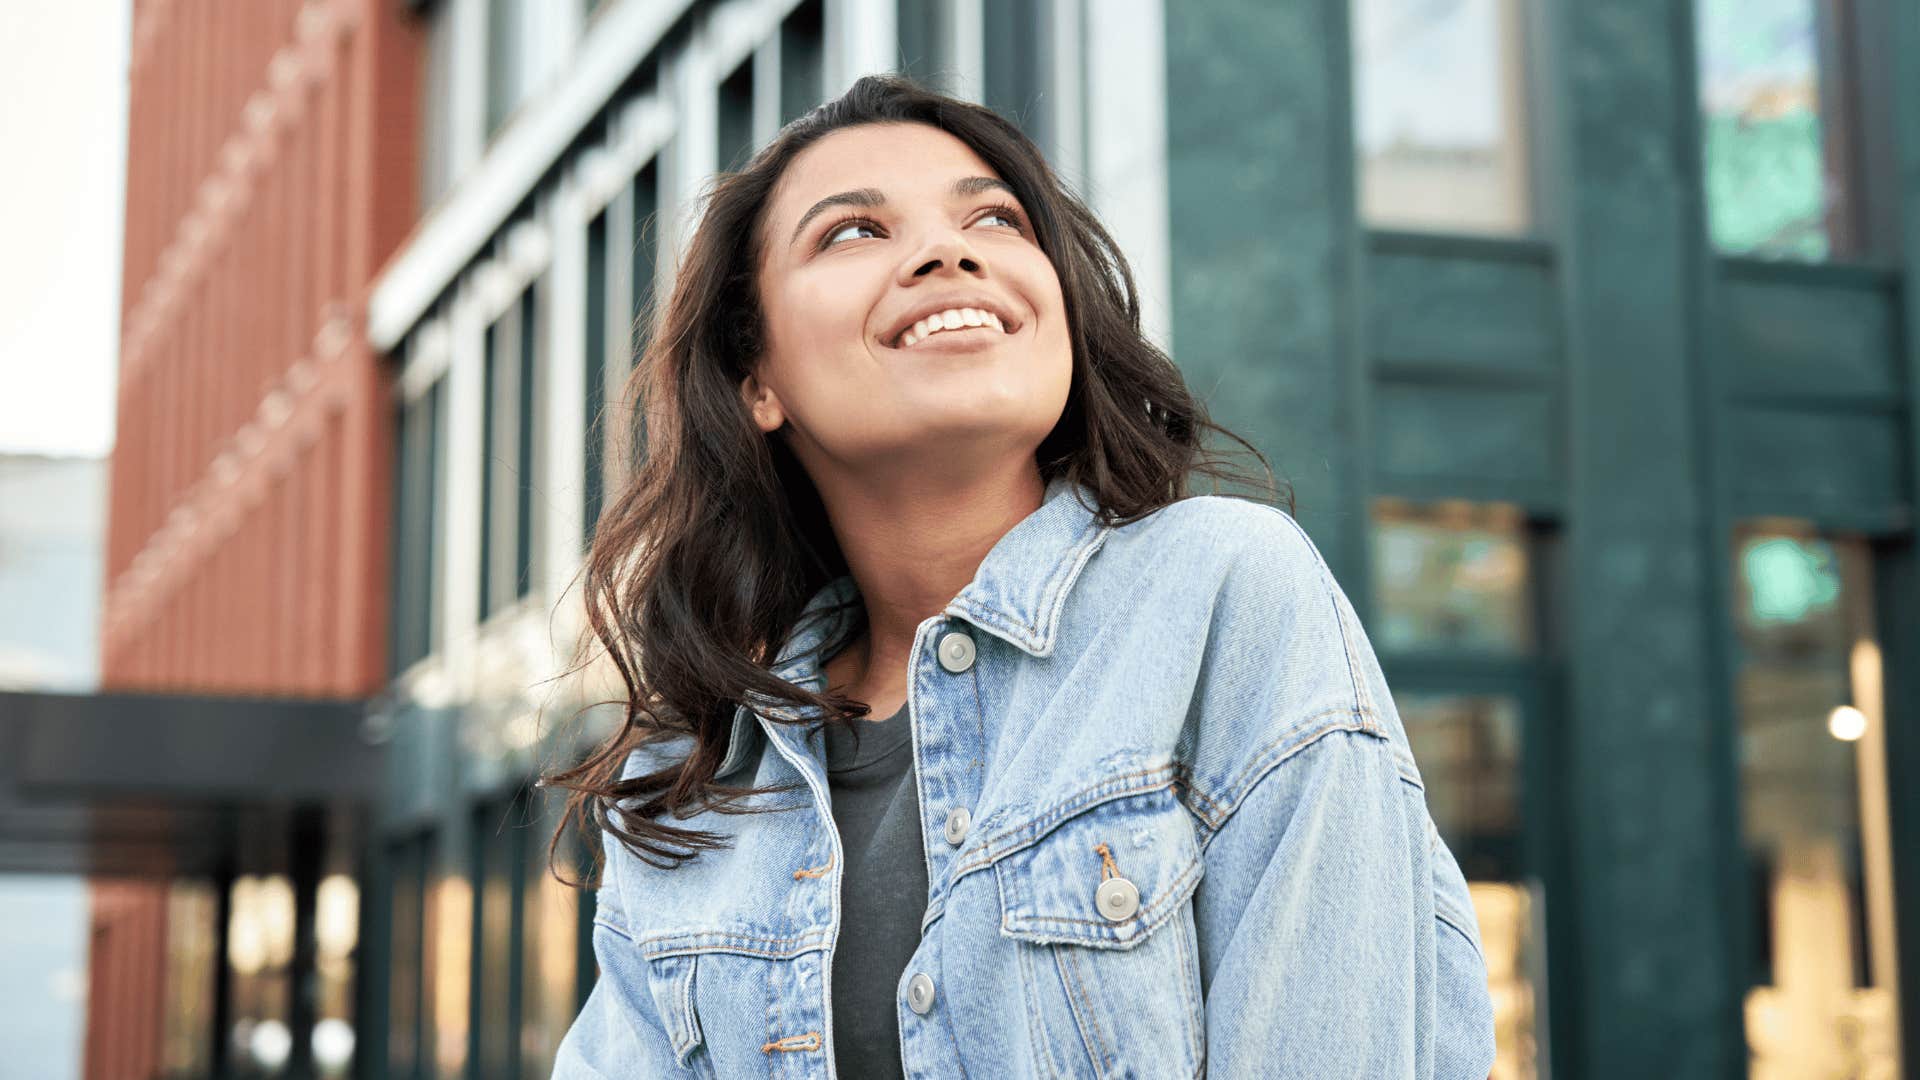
[787, 176, 1018, 247]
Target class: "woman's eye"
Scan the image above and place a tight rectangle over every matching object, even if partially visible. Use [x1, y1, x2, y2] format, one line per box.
[823, 220, 878, 247]
[978, 209, 1020, 229]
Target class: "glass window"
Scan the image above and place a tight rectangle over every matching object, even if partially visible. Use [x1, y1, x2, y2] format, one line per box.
[313, 874, 359, 1078]
[1374, 498, 1547, 1080]
[1732, 525, 1900, 1074]
[518, 787, 582, 1079]
[467, 786, 585, 1079]
[392, 377, 444, 673]
[514, 287, 539, 602]
[1402, 695, 1524, 879]
[161, 881, 219, 1077]
[486, 0, 528, 138]
[228, 874, 297, 1077]
[470, 794, 524, 1078]
[1397, 695, 1540, 1080]
[1351, 0, 1535, 235]
[719, 59, 755, 173]
[983, 0, 1053, 151]
[385, 835, 433, 1080]
[420, 1, 460, 207]
[897, 0, 953, 93]
[583, 211, 608, 550]
[431, 872, 471, 1079]
[1696, 0, 1865, 260]
[1372, 498, 1533, 654]
[630, 164, 659, 474]
[479, 321, 500, 619]
[480, 285, 540, 619]
[779, 0, 825, 125]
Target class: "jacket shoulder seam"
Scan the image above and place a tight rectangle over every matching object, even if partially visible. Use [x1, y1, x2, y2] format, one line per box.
[1181, 707, 1388, 846]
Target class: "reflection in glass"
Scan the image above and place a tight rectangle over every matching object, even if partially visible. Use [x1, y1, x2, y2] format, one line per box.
[486, 0, 529, 137]
[314, 875, 358, 1078]
[1696, 0, 1859, 259]
[161, 881, 218, 1077]
[583, 211, 608, 550]
[1398, 694, 1538, 1080]
[718, 58, 755, 173]
[227, 874, 294, 1078]
[473, 796, 521, 1079]
[1372, 499, 1532, 653]
[1472, 882, 1542, 1080]
[520, 789, 582, 1079]
[1400, 695, 1523, 880]
[386, 837, 431, 1080]
[898, 0, 954, 94]
[1352, 0, 1533, 234]
[433, 875, 473, 1079]
[779, 0, 826, 126]
[1734, 526, 1900, 1076]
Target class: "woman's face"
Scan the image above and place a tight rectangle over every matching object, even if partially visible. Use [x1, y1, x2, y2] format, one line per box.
[745, 122, 1072, 494]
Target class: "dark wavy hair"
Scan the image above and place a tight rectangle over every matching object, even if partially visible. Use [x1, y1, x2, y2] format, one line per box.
[543, 72, 1283, 879]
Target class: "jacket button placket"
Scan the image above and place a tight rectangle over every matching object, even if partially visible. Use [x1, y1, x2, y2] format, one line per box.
[936, 628, 976, 673]
[902, 618, 975, 1045]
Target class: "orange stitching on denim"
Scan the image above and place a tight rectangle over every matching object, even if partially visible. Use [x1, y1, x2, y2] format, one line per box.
[793, 847, 834, 879]
[759, 1031, 822, 1053]
[1010, 855, 1202, 933]
[951, 767, 1178, 876]
[1093, 842, 1120, 881]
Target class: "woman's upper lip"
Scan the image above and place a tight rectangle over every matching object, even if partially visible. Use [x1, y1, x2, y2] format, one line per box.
[883, 297, 1022, 347]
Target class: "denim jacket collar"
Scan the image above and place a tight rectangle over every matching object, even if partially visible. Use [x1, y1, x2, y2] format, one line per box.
[714, 474, 1112, 775]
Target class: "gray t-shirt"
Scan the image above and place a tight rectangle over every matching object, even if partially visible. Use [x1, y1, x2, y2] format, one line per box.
[822, 701, 928, 1078]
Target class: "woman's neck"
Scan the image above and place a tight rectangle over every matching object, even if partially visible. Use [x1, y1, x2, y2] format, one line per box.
[811, 463, 1045, 709]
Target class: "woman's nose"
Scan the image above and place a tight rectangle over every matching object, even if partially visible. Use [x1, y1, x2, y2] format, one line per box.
[899, 230, 986, 282]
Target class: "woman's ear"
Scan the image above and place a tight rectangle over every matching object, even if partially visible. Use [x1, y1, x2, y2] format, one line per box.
[738, 371, 787, 434]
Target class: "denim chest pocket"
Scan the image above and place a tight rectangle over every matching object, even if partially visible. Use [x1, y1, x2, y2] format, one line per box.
[639, 951, 714, 1076]
[988, 781, 1207, 1079]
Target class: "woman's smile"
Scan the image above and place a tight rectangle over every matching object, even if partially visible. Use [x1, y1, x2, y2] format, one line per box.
[887, 308, 1019, 352]
[894, 323, 1004, 352]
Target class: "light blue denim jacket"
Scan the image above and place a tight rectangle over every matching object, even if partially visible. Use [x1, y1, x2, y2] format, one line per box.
[554, 475, 1498, 1078]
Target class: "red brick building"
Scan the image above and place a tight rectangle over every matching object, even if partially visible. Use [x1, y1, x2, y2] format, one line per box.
[85, 0, 423, 1074]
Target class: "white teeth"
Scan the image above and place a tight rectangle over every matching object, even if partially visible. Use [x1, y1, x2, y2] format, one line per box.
[898, 307, 1011, 347]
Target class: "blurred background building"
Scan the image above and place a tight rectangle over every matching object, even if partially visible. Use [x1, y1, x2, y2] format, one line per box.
[2, 0, 1916, 1077]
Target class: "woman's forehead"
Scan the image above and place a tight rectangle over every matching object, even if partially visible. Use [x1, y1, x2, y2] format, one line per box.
[767, 124, 1004, 233]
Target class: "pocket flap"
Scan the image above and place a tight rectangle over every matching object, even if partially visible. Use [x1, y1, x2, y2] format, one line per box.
[643, 952, 705, 1066]
[991, 782, 1203, 950]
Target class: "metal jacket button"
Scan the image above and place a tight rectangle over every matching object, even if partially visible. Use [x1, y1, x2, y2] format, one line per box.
[1096, 877, 1140, 921]
[943, 806, 971, 846]
[937, 629, 976, 673]
[907, 972, 936, 1014]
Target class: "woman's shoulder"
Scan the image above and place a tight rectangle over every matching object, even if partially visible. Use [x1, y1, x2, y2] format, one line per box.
[1108, 492, 1334, 591]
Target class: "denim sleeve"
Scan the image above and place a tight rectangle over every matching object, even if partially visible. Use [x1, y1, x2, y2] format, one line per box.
[549, 830, 685, 1078]
[1191, 727, 1498, 1079]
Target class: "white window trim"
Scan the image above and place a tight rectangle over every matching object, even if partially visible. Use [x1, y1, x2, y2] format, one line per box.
[369, 0, 701, 350]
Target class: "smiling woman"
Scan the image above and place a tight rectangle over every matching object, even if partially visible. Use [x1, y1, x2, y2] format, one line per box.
[542, 73, 1495, 1079]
